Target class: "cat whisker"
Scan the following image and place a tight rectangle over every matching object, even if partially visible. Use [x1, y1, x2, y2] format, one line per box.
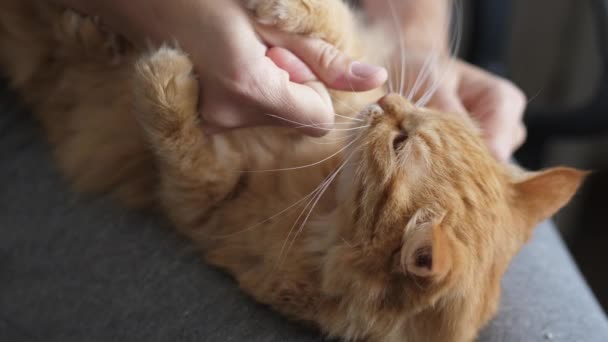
[244, 135, 362, 173]
[276, 174, 332, 268]
[331, 98, 365, 121]
[340, 236, 354, 248]
[262, 113, 332, 129]
[527, 85, 545, 106]
[214, 138, 363, 239]
[263, 113, 369, 132]
[416, 0, 463, 107]
[210, 154, 355, 240]
[450, 0, 464, 56]
[384, 54, 395, 94]
[275, 160, 344, 268]
[416, 60, 455, 108]
[295, 122, 362, 127]
[387, 54, 393, 93]
[309, 132, 359, 145]
[285, 162, 345, 251]
[407, 50, 439, 102]
[387, 0, 406, 96]
[335, 112, 364, 122]
[212, 139, 359, 239]
[401, 0, 440, 102]
[326, 125, 371, 132]
[276, 151, 356, 268]
[209, 188, 318, 239]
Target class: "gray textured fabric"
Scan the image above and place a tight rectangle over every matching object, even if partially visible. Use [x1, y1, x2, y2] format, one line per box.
[1, 85, 607, 341]
[478, 225, 608, 342]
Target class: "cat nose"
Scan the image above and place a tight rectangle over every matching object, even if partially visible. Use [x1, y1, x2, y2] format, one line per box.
[378, 93, 398, 107]
[378, 93, 410, 112]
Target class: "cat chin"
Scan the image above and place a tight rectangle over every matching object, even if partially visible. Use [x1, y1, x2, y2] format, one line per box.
[335, 161, 357, 203]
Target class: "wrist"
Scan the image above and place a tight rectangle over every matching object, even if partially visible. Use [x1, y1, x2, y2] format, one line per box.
[400, 9, 451, 56]
[52, 0, 189, 46]
[99, 0, 169, 44]
[50, 0, 147, 42]
[401, 26, 450, 56]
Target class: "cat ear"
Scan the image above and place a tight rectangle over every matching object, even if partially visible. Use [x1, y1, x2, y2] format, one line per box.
[513, 167, 588, 227]
[398, 208, 452, 280]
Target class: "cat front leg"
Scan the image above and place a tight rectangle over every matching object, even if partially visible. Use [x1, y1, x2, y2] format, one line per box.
[133, 47, 244, 230]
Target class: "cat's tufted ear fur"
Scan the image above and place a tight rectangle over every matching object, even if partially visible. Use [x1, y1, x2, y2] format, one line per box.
[513, 167, 588, 228]
[396, 208, 452, 280]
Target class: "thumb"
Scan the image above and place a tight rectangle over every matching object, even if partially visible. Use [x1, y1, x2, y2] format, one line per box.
[201, 56, 335, 137]
[258, 26, 387, 91]
[266, 47, 317, 83]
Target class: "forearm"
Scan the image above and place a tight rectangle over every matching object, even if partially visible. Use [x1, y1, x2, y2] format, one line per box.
[361, 0, 450, 53]
[48, 0, 146, 41]
[47, 0, 201, 45]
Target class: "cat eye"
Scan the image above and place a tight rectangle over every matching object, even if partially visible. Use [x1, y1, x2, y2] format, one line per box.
[392, 132, 409, 152]
[414, 246, 433, 270]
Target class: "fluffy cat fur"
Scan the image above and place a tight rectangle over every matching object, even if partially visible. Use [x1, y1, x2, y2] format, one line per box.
[0, 0, 586, 341]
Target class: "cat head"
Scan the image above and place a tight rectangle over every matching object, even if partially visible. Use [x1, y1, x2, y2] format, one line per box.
[320, 94, 586, 340]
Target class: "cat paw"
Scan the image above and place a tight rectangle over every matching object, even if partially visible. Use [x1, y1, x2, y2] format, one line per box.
[134, 47, 199, 137]
[58, 10, 128, 62]
[241, 0, 353, 48]
[242, 0, 310, 34]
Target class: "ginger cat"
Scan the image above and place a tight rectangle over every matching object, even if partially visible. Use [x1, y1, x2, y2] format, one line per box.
[0, 0, 586, 341]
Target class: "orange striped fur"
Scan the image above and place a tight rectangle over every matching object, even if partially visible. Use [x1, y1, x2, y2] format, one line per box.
[0, 1, 586, 340]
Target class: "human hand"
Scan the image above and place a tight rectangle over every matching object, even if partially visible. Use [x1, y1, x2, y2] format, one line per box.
[360, 0, 525, 160]
[57, 0, 387, 136]
[400, 52, 527, 161]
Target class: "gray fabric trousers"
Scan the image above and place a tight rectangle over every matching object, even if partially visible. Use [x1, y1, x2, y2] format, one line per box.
[1, 87, 607, 341]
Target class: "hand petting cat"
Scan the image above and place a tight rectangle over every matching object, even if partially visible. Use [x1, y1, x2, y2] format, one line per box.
[53, 0, 387, 137]
[362, 0, 527, 161]
[434, 59, 527, 162]
[5, 1, 585, 340]
[56, 0, 526, 160]
[257, 0, 527, 161]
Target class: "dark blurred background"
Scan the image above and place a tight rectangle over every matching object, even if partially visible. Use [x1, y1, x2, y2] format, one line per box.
[463, 0, 608, 313]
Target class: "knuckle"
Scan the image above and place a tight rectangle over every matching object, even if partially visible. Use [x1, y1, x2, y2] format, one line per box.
[307, 116, 334, 137]
[317, 42, 342, 71]
[315, 108, 335, 126]
[512, 86, 527, 108]
[517, 123, 528, 145]
[499, 79, 527, 107]
[227, 67, 269, 102]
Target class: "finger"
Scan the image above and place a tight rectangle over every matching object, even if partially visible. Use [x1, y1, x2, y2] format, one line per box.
[200, 85, 332, 135]
[515, 122, 527, 150]
[490, 122, 527, 161]
[257, 26, 387, 91]
[252, 57, 336, 136]
[427, 90, 467, 115]
[456, 62, 528, 161]
[266, 47, 317, 83]
[204, 59, 335, 136]
[483, 103, 527, 161]
[511, 123, 528, 152]
[271, 79, 335, 136]
[200, 97, 283, 135]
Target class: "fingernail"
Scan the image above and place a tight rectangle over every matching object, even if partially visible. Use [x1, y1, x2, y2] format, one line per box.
[350, 61, 384, 79]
